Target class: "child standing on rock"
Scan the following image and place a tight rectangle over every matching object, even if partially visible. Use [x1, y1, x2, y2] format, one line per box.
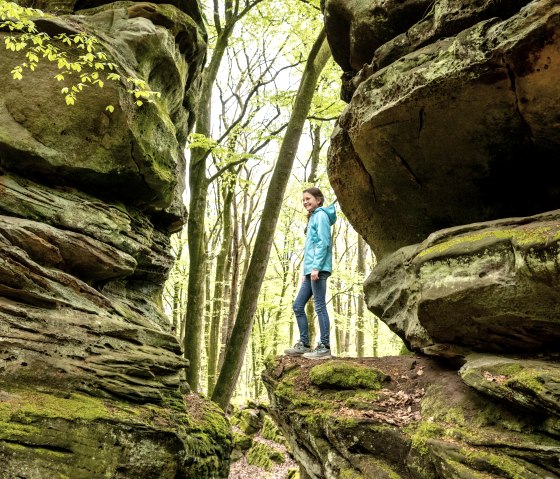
[285, 187, 336, 359]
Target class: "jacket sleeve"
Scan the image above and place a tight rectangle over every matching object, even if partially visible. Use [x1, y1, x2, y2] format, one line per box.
[311, 211, 331, 270]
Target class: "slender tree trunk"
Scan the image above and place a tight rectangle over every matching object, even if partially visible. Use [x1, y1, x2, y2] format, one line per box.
[212, 30, 331, 409]
[183, 22, 236, 390]
[306, 301, 316, 346]
[372, 315, 379, 357]
[343, 229, 351, 353]
[333, 286, 343, 355]
[218, 196, 240, 370]
[356, 235, 365, 357]
[271, 263, 290, 354]
[207, 188, 234, 395]
[251, 325, 258, 399]
[307, 124, 321, 184]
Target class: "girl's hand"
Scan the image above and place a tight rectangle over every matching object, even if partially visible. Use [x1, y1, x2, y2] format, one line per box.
[311, 270, 319, 281]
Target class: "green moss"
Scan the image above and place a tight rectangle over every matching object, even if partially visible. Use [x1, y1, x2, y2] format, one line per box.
[186, 396, 232, 443]
[409, 421, 446, 455]
[309, 361, 388, 390]
[420, 386, 467, 427]
[0, 389, 113, 423]
[461, 447, 527, 479]
[2, 440, 65, 458]
[344, 390, 381, 409]
[261, 415, 285, 445]
[505, 369, 544, 394]
[246, 442, 284, 470]
[339, 468, 365, 479]
[445, 459, 496, 479]
[493, 364, 523, 376]
[232, 431, 253, 451]
[417, 224, 560, 259]
[275, 373, 332, 410]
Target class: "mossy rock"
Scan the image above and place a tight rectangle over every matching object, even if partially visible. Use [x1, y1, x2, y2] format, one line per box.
[309, 360, 389, 390]
[460, 354, 560, 415]
[261, 414, 286, 445]
[233, 431, 253, 451]
[246, 442, 285, 471]
[0, 386, 232, 478]
[237, 408, 262, 435]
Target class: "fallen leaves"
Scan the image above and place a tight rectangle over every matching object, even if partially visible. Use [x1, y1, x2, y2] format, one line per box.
[338, 388, 425, 426]
[483, 370, 508, 384]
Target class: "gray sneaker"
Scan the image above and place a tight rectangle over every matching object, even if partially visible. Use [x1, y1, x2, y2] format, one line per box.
[284, 341, 311, 356]
[303, 343, 332, 360]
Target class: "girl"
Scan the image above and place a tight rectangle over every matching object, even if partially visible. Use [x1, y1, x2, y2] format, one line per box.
[285, 187, 336, 359]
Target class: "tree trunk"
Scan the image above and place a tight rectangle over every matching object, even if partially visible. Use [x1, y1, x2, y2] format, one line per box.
[218, 195, 240, 370]
[212, 30, 331, 409]
[307, 124, 321, 184]
[372, 315, 379, 357]
[207, 186, 234, 395]
[183, 23, 234, 391]
[356, 235, 365, 357]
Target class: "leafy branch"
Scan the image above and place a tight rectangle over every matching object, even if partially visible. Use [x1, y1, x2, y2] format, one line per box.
[1, 0, 160, 110]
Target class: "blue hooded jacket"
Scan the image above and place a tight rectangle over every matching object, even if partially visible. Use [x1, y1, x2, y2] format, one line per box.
[303, 203, 337, 275]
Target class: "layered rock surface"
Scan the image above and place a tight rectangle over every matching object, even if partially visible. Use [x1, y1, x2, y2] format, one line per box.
[326, 0, 560, 258]
[265, 1, 560, 478]
[264, 356, 560, 479]
[0, 2, 232, 478]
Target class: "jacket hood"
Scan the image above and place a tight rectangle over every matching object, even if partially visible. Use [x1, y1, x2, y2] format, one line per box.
[314, 203, 337, 225]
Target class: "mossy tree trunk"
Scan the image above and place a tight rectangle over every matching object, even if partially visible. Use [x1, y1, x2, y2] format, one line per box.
[212, 30, 331, 409]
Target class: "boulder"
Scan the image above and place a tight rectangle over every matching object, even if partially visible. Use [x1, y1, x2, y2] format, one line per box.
[316, 0, 560, 477]
[328, 0, 560, 258]
[364, 210, 560, 356]
[460, 354, 560, 417]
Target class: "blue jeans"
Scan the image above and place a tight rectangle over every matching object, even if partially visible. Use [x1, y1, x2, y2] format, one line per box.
[293, 271, 331, 347]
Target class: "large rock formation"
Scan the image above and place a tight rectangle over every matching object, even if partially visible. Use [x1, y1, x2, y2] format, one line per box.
[0, 1, 232, 478]
[264, 355, 560, 479]
[327, 0, 560, 259]
[265, 1, 560, 478]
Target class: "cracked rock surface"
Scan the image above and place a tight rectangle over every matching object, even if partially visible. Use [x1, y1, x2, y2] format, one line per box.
[327, 0, 560, 259]
[0, 2, 232, 478]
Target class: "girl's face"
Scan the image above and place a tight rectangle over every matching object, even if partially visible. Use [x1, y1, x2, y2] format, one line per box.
[302, 192, 321, 213]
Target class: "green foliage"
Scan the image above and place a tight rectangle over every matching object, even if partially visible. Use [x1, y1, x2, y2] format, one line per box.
[1, 0, 160, 108]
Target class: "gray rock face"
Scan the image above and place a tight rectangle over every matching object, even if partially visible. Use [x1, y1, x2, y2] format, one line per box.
[327, 0, 560, 259]
[0, 2, 231, 478]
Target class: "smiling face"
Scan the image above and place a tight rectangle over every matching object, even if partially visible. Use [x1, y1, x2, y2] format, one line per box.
[302, 192, 322, 213]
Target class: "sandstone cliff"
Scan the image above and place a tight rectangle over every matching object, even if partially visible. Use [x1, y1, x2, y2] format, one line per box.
[0, 1, 232, 477]
[265, 1, 560, 478]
